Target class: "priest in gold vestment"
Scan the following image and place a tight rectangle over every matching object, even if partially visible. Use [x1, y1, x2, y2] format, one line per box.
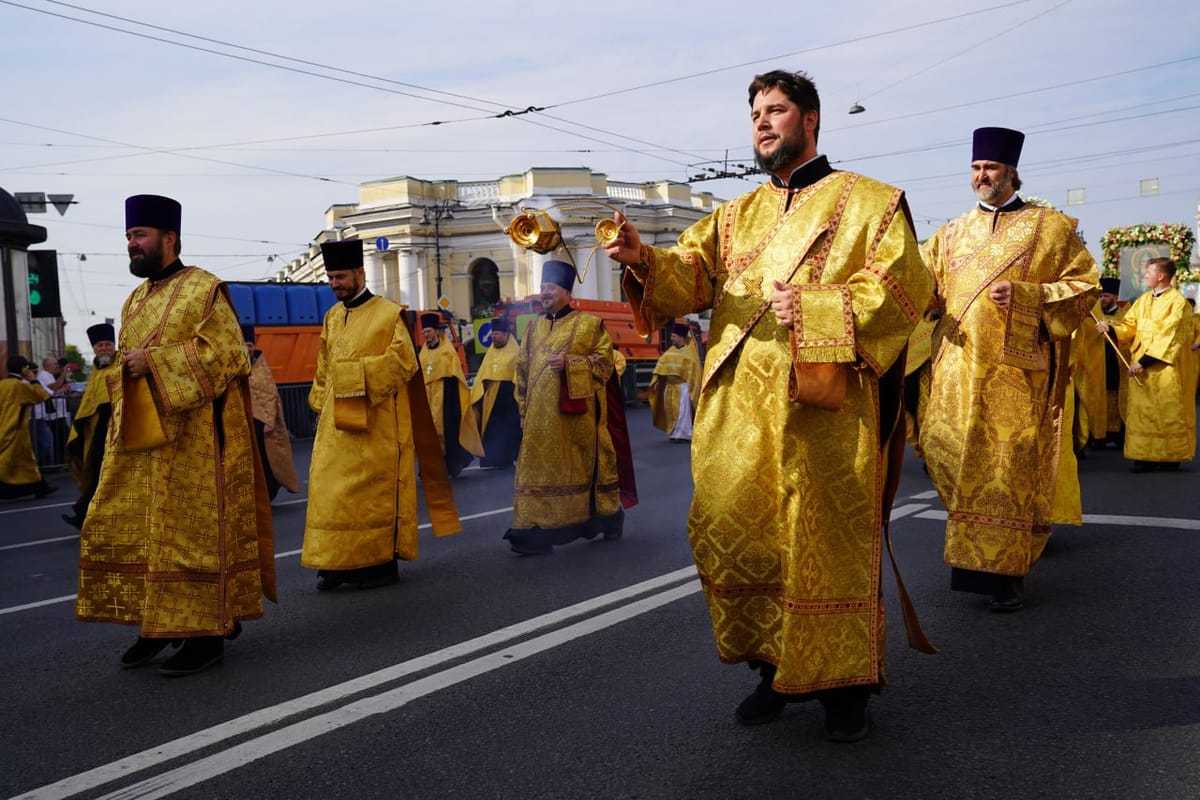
[469, 317, 522, 468]
[303, 239, 461, 592]
[1096, 257, 1195, 471]
[244, 324, 301, 500]
[920, 128, 1099, 614]
[606, 70, 934, 742]
[503, 260, 635, 555]
[63, 323, 117, 530]
[1076, 277, 1128, 448]
[77, 195, 275, 677]
[419, 313, 484, 477]
[0, 356, 54, 499]
[648, 322, 702, 442]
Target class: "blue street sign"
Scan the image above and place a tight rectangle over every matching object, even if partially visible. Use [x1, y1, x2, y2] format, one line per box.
[375, 236, 389, 251]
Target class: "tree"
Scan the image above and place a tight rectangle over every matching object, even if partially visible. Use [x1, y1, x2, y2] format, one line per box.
[64, 344, 87, 381]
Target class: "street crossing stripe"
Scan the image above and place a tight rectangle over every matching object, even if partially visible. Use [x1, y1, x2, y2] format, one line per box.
[13, 568, 700, 800]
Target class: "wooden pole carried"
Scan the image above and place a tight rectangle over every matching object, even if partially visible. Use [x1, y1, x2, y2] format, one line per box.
[1089, 310, 1143, 387]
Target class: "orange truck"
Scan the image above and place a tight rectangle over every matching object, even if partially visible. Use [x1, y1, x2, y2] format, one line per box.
[226, 282, 467, 385]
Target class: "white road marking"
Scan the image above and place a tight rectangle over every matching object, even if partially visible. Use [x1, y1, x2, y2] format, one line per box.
[0, 535, 78, 551]
[1082, 513, 1200, 531]
[14, 567, 699, 800]
[909, 490, 940, 500]
[912, 510, 1200, 532]
[889, 504, 929, 521]
[0, 501, 73, 515]
[0, 501, 510, 557]
[0, 594, 78, 617]
[0, 507, 516, 617]
[92, 582, 702, 800]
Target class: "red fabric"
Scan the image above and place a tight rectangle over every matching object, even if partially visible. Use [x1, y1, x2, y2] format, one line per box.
[558, 378, 587, 415]
[605, 374, 638, 509]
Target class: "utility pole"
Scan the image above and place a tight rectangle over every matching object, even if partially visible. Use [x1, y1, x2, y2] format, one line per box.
[421, 200, 456, 307]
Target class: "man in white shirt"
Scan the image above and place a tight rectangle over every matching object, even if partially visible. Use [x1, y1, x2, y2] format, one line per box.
[32, 357, 68, 465]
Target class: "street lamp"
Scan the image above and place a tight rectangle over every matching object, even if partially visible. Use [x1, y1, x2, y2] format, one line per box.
[420, 200, 456, 304]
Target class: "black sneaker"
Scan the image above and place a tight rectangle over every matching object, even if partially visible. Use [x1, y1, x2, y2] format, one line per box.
[120, 636, 178, 669]
[159, 637, 224, 677]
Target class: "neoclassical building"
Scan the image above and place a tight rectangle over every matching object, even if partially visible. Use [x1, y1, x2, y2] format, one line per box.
[278, 167, 720, 319]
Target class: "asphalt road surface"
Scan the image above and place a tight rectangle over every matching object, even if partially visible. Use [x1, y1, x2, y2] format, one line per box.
[2, 405, 1199, 800]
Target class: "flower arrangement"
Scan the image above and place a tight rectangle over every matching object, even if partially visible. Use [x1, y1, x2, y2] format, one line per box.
[1100, 223, 1195, 278]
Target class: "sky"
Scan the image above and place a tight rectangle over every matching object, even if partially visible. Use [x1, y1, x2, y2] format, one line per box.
[2, 0, 1198, 351]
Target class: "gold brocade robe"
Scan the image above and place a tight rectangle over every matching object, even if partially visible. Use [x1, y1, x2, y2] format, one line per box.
[1110, 287, 1196, 462]
[1075, 300, 1111, 440]
[1190, 313, 1200, 399]
[649, 341, 702, 435]
[468, 338, 518, 434]
[1051, 386, 1082, 525]
[77, 267, 274, 637]
[920, 205, 1099, 579]
[249, 352, 301, 493]
[304, 296, 448, 567]
[420, 336, 485, 458]
[66, 361, 115, 492]
[513, 310, 619, 530]
[903, 316, 937, 459]
[0, 377, 49, 486]
[623, 172, 933, 693]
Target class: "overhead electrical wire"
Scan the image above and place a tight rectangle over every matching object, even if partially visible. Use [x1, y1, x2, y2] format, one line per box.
[0, 0, 1061, 176]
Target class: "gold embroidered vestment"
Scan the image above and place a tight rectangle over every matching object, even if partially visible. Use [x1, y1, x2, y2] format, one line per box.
[76, 267, 274, 637]
[920, 206, 1098, 578]
[304, 296, 434, 567]
[649, 341, 701, 435]
[1109, 287, 1195, 462]
[623, 173, 932, 693]
[512, 311, 620, 530]
[249, 353, 301, 493]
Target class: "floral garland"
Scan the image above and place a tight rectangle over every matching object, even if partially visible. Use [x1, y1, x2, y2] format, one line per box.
[1100, 222, 1195, 279]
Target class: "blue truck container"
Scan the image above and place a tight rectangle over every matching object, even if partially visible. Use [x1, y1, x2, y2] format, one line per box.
[227, 283, 256, 325]
[285, 284, 320, 324]
[316, 283, 338, 319]
[252, 284, 288, 325]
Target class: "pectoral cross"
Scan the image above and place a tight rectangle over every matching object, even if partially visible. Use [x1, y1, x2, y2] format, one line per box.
[741, 276, 763, 300]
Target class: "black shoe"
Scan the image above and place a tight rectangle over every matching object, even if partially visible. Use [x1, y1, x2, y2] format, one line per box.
[989, 576, 1024, 613]
[61, 513, 83, 531]
[1129, 461, 1154, 473]
[355, 574, 400, 590]
[602, 509, 625, 542]
[735, 682, 788, 725]
[1159, 462, 1181, 472]
[159, 637, 224, 676]
[504, 530, 553, 555]
[33, 484, 57, 498]
[225, 621, 243, 641]
[120, 636, 179, 669]
[316, 572, 345, 591]
[735, 661, 788, 725]
[819, 688, 871, 743]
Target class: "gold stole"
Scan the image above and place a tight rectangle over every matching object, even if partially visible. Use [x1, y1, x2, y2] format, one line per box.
[701, 173, 856, 395]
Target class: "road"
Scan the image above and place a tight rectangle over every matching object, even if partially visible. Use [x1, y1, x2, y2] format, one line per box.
[2, 405, 1199, 800]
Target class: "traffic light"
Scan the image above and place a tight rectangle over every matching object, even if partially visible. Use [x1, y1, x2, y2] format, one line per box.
[27, 250, 62, 318]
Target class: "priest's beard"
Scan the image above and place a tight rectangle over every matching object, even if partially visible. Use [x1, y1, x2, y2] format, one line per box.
[973, 172, 1014, 206]
[95, 355, 114, 368]
[129, 240, 164, 278]
[754, 129, 808, 176]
